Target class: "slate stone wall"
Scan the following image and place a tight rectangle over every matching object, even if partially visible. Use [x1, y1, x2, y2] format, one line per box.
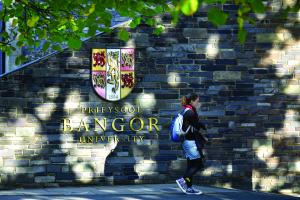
[0, 2, 299, 196]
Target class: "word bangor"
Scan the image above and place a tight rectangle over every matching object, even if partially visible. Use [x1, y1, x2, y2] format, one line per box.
[63, 117, 159, 132]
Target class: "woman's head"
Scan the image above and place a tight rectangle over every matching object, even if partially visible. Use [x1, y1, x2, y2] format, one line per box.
[181, 93, 199, 108]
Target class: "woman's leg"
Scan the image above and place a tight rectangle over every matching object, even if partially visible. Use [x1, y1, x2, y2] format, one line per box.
[183, 157, 204, 187]
[183, 157, 192, 186]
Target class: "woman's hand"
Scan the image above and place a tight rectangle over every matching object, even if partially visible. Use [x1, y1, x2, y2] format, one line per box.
[202, 135, 208, 143]
[197, 131, 208, 145]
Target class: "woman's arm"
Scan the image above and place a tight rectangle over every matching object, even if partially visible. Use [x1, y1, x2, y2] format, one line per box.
[184, 110, 209, 148]
[184, 110, 203, 130]
[184, 110, 207, 131]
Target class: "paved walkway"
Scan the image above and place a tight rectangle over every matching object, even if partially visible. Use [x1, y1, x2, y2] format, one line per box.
[0, 183, 298, 200]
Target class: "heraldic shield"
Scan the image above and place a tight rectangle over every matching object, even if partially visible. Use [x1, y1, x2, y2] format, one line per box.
[91, 48, 135, 101]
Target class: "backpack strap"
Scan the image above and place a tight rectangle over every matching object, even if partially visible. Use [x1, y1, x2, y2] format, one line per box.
[182, 107, 191, 134]
[183, 125, 191, 133]
[182, 107, 191, 115]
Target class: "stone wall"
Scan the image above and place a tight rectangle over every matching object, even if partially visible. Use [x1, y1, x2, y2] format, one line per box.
[0, 2, 299, 196]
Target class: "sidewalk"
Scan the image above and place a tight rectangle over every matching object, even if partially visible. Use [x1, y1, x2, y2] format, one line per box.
[0, 183, 298, 200]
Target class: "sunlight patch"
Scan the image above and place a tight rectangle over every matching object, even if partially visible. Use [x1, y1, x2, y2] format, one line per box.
[167, 72, 180, 87]
[64, 90, 81, 115]
[136, 93, 156, 110]
[206, 34, 219, 59]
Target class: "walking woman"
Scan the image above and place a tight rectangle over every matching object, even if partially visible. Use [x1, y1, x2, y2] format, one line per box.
[176, 93, 208, 195]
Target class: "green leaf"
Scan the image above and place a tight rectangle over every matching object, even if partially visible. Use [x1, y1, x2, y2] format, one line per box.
[84, 3, 96, 16]
[145, 18, 155, 26]
[118, 28, 130, 41]
[58, 25, 66, 31]
[15, 55, 26, 66]
[87, 26, 97, 36]
[15, 56, 21, 66]
[172, 12, 179, 25]
[143, 8, 156, 16]
[27, 38, 34, 46]
[34, 41, 40, 47]
[17, 34, 24, 42]
[238, 28, 247, 44]
[67, 38, 82, 49]
[180, 0, 199, 16]
[205, 0, 226, 3]
[1, 31, 9, 39]
[52, 45, 62, 51]
[43, 41, 50, 51]
[249, 0, 265, 13]
[52, 35, 63, 43]
[27, 15, 39, 27]
[153, 26, 164, 36]
[154, 5, 164, 13]
[5, 46, 12, 56]
[70, 18, 79, 32]
[208, 8, 229, 26]
[12, 18, 18, 27]
[240, 5, 251, 14]
[129, 17, 141, 28]
[248, 18, 256, 25]
[16, 40, 24, 47]
[237, 16, 243, 29]
[89, 4, 96, 14]
[3, 0, 12, 6]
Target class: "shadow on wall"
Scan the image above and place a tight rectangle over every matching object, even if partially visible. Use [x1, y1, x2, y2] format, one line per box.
[0, 27, 164, 188]
[0, 1, 299, 196]
[190, 2, 300, 195]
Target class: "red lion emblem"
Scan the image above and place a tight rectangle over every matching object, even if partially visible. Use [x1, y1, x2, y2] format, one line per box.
[121, 73, 134, 88]
[93, 51, 106, 67]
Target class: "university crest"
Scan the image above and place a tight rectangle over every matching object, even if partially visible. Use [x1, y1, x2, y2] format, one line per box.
[91, 48, 135, 101]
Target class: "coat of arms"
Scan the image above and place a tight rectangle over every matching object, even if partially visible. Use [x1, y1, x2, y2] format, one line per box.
[91, 48, 135, 101]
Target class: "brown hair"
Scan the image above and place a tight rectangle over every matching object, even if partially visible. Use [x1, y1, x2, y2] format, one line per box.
[181, 92, 199, 106]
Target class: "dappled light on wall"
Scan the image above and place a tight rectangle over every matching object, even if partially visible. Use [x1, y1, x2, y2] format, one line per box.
[206, 34, 219, 59]
[125, 39, 136, 48]
[34, 87, 60, 121]
[64, 90, 82, 116]
[45, 87, 60, 100]
[201, 166, 223, 177]
[0, 112, 42, 175]
[35, 103, 57, 121]
[259, 28, 299, 81]
[135, 93, 156, 110]
[283, 0, 298, 8]
[251, 21, 300, 194]
[132, 140, 159, 182]
[255, 13, 267, 20]
[167, 72, 180, 87]
[255, 145, 274, 161]
[295, 160, 300, 172]
[282, 109, 300, 137]
[72, 162, 95, 184]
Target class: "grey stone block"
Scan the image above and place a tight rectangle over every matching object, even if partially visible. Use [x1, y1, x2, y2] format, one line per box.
[183, 28, 207, 38]
[4, 160, 29, 167]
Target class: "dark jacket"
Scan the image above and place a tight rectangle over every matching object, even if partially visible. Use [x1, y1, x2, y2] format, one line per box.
[181, 105, 207, 154]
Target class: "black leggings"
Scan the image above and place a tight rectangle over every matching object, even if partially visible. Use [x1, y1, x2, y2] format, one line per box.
[183, 157, 204, 187]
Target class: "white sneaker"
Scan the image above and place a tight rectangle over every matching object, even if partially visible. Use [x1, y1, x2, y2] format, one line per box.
[185, 187, 203, 195]
[176, 177, 187, 193]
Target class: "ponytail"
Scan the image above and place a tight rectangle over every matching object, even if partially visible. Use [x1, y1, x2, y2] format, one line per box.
[181, 96, 187, 106]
